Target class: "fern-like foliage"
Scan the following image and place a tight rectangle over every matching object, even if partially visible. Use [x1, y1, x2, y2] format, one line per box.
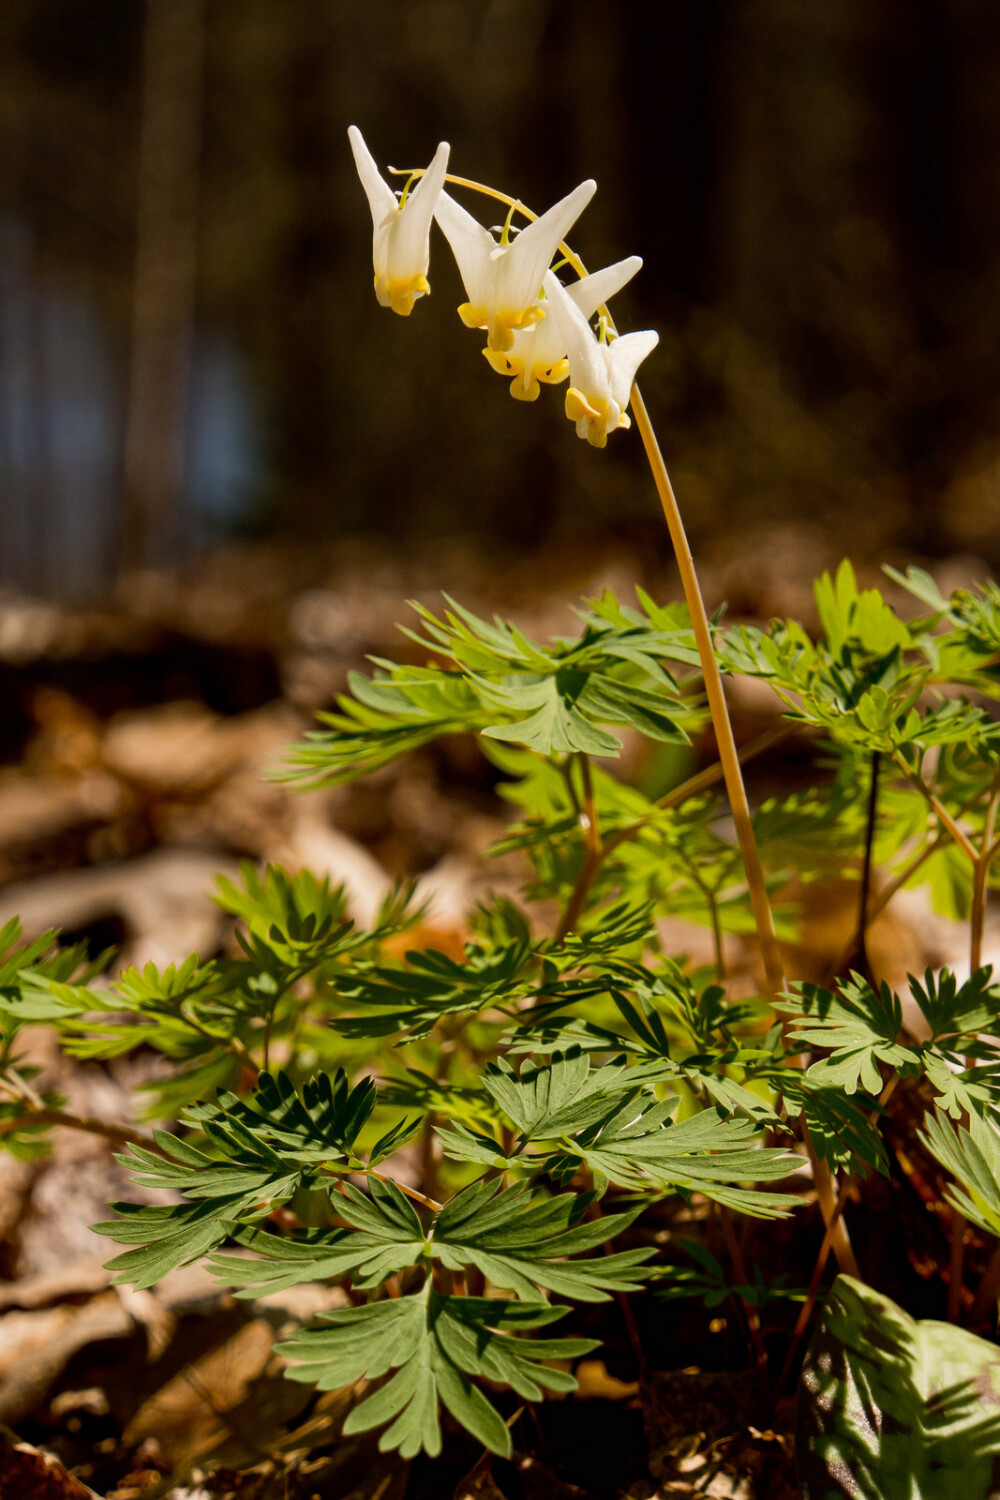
[283, 591, 698, 785]
[279, 1286, 596, 1459]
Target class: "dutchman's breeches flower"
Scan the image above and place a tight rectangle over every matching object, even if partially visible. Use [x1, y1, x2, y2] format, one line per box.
[484, 258, 644, 401]
[348, 126, 450, 315]
[547, 276, 659, 448]
[433, 180, 596, 352]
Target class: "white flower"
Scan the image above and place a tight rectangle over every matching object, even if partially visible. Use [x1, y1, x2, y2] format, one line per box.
[348, 126, 450, 316]
[484, 258, 643, 402]
[433, 179, 596, 352]
[546, 276, 658, 448]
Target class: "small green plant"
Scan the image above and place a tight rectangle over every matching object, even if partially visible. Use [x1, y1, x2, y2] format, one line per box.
[4, 134, 1000, 1486]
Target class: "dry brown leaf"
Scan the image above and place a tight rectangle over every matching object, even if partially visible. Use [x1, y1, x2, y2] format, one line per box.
[453, 1456, 507, 1500]
[0, 1291, 133, 1426]
[572, 1359, 640, 1402]
[0, 1423, 103, 1499]
[0, 1257, 111, 1312]
[121, 1316, 309, 1478]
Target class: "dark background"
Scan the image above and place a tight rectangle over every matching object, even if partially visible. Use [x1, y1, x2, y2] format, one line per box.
[3, 0, 1000, 600]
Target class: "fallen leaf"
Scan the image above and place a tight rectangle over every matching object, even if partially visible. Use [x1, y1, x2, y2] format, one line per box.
[0, 1425, 102, 1499]
[573, 1359, 640, 1402]
[122, 1316, 308, 1477]
[0, 1291, 133, 1425]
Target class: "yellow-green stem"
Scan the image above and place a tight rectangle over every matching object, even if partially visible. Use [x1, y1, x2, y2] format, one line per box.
[424, 167, 860, 1272]
[630, 387, 784, 993]
[971, 777, 1000, 973]
[893, 752, 978, 863]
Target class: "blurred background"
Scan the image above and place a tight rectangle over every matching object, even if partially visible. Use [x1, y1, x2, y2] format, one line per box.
[3, 0, 1000, 906]
[0, 0, 998, 1325]
[4, 0, 1000, 604]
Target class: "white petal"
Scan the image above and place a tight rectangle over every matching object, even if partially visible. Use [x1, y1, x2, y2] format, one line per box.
[521, 270, 574, 365]
[389, 139, 451, 276]
[347, 125, 396, 226]
[567, 255, 642, 322]
[433, 190, 496, 307]
[546, 272, 608, 398]
[608, 329, 659, 406]
[498, 179, 597, 312]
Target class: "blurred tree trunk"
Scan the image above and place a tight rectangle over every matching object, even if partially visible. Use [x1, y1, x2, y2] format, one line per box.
[121, 0, 204, 572]
[281, 2, 340, 542]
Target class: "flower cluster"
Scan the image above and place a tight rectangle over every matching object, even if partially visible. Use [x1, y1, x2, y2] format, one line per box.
[348, 126, 658, 448]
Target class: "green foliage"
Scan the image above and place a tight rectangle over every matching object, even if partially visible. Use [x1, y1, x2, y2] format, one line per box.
[211, 1176, 651, 1303]
[920, 1111, 1000, 1238]
[722, 559, 999, 761]
[280, 1286, 596, 1459]
[9, 565, 1000, 1468]
[654, 1238, 805, 1311]
[779, 968, 1000, 1119]
[442, 1048, 800, 1214]
[94, 1070, 419, 1287]
[799, 1275, 1000, 1499]
[283, 591, 698, 785]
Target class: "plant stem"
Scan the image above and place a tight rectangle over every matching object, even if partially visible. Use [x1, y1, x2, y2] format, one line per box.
[970, 775, 1000, 973]
[630, 388, 858, 1275]
[971, 859, 990, 975]
[586, 1197, 647, 1377]
[554, 753, 604, 941]
[853, 751, 881, 977]
[429, 167, 862, 1274]
[368, 1167, 442, 1214]
[775, 1176, 851, 1396]
[824, 778, 988, 984]
[893, 753, 978, 863]
[719, 1204, 769, 1385]
[0, 1107, 157, 1152]
[630, 388, 784, 995]
[971, 1239, 1000, 1326]
[774, 1072, 900, 1394]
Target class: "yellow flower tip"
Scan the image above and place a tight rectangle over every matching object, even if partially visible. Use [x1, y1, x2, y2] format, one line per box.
[565, 387, 617, 447]
[376, 272, 430, 315]
[565, 387, 599, 424]
[458, 302, 487, 331]
[482, 348, 515, 377]
[509, 371, 540, 402]
[485, 320, 516, 353]
[539, 358, 570, 386]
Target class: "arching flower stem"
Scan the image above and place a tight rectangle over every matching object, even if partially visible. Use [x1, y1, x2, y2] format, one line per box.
[391, 161, 859, 1279]
[399, 166, 783, 990]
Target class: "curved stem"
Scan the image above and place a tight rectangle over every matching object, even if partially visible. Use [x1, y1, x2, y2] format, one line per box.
[0, 1106, 157, 1152]
[368, 1167, 442, 1214]
[554, 754, 603, 942]
[719, 1203, 768, 1384]
[420, 166, 861, 1273]
[630, 388, 784, 993]
[424, 168, 784, 985]
[893, 753, 978, 863]
[971, 859, 990, 975]
[853, 751, 881, 977]
[971, 773, 1000, 973]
